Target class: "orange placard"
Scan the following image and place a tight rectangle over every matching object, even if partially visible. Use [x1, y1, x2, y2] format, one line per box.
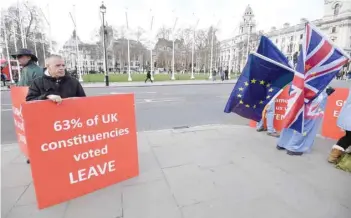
[321, 88, 349, 140]
[10, 87, 29, 157]
[21, 94, 139, 209]
[248, 86, 289, 132]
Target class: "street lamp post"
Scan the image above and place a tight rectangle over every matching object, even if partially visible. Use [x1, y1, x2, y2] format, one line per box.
[209, 26, 214, 79]
[171, 16, 178, 81]
[191, 17, 199, 80]
[69, 5, 84, 82]
[100, 2, 109, 86]
[125, 10, 132, 81]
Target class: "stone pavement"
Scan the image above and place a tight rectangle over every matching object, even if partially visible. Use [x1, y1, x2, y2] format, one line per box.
[1, 124, 350, 218]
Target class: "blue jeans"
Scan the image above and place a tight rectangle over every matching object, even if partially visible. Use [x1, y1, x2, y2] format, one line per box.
[256, 102, 276, 133]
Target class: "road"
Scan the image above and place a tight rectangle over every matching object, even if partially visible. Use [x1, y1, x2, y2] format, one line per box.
[1, 83, 247, 144]
[1, 80, 349, 144]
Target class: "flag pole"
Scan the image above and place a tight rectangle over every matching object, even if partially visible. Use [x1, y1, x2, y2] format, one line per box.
[3, 19, 14, 83]
[125, 9, 132, 81]
[149, 11, 154, 81]
[11, 24, 21, 81]
[191, 16, 199, 80]
[171, 11, 177, 81]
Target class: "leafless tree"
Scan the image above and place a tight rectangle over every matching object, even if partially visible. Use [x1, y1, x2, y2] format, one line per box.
[1, 2, 53, 66]
[156, 25, 171, 40]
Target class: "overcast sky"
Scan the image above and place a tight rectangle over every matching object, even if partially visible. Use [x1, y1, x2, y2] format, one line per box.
[3, 0, 324, 47]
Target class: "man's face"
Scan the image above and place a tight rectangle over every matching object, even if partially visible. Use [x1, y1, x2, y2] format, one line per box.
[17, 55, 31, 66]
[48, 58, 66, 78]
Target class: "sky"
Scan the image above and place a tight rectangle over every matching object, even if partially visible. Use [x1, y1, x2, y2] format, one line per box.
[2, 0, 325, 49]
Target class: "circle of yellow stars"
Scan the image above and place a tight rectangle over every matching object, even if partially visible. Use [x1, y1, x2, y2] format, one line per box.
[237, 78, 274, 108]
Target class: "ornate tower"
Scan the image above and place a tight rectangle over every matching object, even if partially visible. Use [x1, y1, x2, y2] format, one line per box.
[239, 5, 256, 35]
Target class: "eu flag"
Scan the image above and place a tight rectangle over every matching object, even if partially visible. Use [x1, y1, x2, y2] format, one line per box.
[224, 53, 294, 122]
[257, 35, 291, 68]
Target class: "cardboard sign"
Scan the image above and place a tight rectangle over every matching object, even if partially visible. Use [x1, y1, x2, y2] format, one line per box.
[249, 86, 289, 132]
[22, 94, 139, 209]
[321, 88, 349, 140]
[10, 87, 29, 157]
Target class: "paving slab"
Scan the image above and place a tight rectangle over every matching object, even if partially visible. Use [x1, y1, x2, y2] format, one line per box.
[1, 124, 350, 218]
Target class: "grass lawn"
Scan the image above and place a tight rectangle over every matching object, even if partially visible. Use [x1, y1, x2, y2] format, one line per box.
[82, 73, 226, 82]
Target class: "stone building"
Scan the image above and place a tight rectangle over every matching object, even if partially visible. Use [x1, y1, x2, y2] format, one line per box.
[219, 1, 351, 72]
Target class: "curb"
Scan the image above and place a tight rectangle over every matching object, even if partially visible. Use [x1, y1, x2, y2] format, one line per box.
[82, 81, 237, 88]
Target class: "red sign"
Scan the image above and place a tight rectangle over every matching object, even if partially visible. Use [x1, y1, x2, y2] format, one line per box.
[10, 87, 29, 157]
[22, 94, 139, 209]
[321, 88, 349, 140]
[249, 86, 289, 132]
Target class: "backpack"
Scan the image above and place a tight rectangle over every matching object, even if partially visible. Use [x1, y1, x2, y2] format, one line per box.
[336, 153, 351, 173]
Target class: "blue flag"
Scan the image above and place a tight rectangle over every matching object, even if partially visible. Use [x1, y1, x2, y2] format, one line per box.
[277, 91, 329, 153]
[224, 53, 294, 122]
[257, 35, 291, 68]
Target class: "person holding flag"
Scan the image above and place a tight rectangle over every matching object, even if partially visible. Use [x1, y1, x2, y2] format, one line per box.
[283, 22, 350, 134]
[256, 101, 280, 137]
[328, 86, 351, 163]
[277, 87, 335, 155]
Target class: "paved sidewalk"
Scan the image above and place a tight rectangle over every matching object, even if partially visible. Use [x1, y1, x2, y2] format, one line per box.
[1, 124, 350, 218]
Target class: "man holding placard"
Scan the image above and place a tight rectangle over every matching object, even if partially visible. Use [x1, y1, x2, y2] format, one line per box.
[25, 55, 86, 164]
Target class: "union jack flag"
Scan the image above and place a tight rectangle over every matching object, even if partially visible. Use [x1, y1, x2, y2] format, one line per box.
[283, 22, 350, 133]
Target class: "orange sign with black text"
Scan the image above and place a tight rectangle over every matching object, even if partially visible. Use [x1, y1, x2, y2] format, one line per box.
[10, 87, 29, 157]
[249, 86, 289, 132]
[22, 94, 139, 209]
[321, 88, 349, 140]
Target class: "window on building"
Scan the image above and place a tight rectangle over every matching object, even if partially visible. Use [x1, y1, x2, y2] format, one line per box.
[250, 26, 252, 33]
[332, 27, 337, 33]
[334, 3, 340, 16]
[276, 38, 279, 44]
[290, 36, 294, 41]
[300, 34, 303, 39]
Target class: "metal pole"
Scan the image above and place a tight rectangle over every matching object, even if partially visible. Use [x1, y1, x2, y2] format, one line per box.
[125, 11, 132, 81]
[228, 48, 232, 79]
[150, 15, 154, 81]
[191, 29, 195, 79]
[42, 35, 46, 61]
[33, 34, 38, 58]
[191, 19, 199, 79]
[172, 39, 175, 80]
[3, 21, 14, 83]
[171, 17, 177, 80]
[47, 4, 53, 53]
[12, 24, 21, 81]
[17, 1, 26, 48]
[72, 6, 83, 82]
[102, 12, 109, 86]
[209, 26, 214, 79]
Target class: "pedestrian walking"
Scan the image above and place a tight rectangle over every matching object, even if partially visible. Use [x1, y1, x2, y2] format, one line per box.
[145, 70, 153, 83]
[11, 48, 43, 86]
[220, 68, 225, 81]
[212, 69, 216, 81]
[1, 72, 7, 86]
[328, 85, 351, 164]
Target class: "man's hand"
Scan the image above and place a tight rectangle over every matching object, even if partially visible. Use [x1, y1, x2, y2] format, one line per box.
[47, 95, 62, 104]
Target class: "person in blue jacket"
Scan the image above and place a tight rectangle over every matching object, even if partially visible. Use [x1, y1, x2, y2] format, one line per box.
[328, 85, 351, 163]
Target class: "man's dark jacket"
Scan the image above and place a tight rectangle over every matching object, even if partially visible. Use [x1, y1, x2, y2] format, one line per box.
[26, 73, 86, 101]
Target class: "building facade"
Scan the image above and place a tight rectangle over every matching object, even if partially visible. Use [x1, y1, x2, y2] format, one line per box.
[219, 1, 351, 72]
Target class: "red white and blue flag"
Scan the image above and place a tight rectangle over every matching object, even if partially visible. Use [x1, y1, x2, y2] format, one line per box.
[283, 22, 350, 133]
